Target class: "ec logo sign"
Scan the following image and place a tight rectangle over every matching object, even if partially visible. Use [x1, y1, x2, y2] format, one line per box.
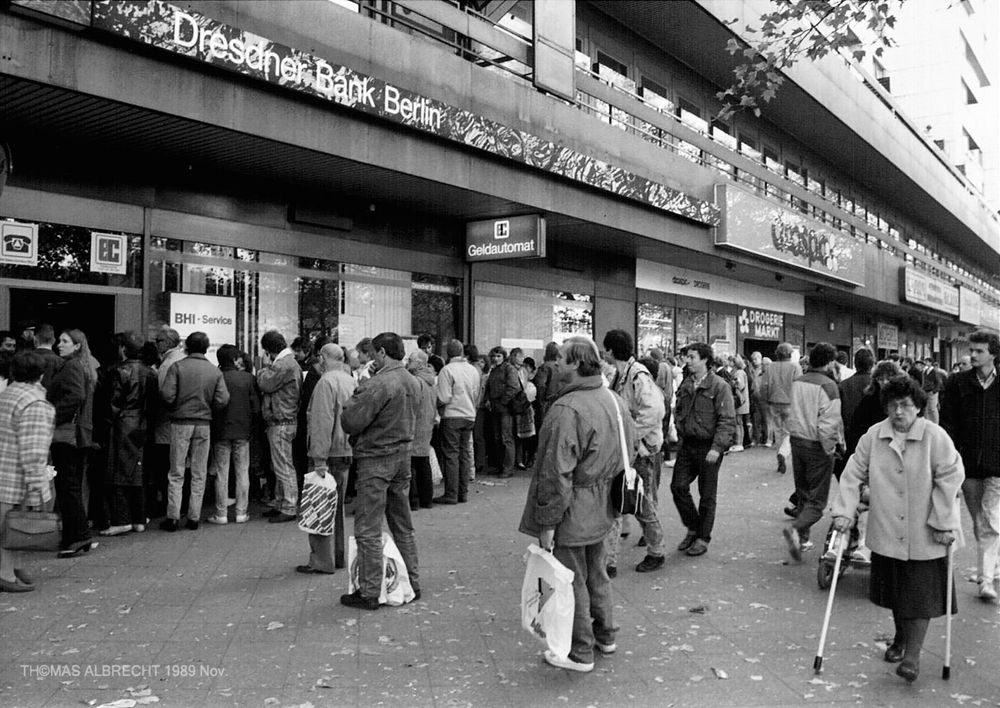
[493, 220, 509, 239]
[90, 232, 127, 275]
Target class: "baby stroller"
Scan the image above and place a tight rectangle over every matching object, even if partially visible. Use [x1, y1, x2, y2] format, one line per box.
[817, 484, 870, 590]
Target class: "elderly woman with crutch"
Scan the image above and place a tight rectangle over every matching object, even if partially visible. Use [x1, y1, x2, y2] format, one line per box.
[831, 375, 964, 683]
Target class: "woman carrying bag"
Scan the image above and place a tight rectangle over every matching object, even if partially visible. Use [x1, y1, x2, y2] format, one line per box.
[48, 329, 98, 558]
[0, 351, 56, 591]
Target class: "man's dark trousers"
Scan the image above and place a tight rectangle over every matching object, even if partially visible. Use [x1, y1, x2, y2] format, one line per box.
[670, 439, 721, 542]
[790, 437, 834, 543]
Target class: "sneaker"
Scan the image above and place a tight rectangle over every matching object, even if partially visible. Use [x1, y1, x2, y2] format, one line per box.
[664, 459, 675, 468]
[728, 445, 744, 453]
[606, 565, 617, 579]
[979, 581, 998, 602]
[685, 539, 709, 556]
[159, 518, 179, 532]
[235, 514, 250, 524]
[205, 515, 228, 525]
[185, 519, 200, 530]
[782, 527, 802, 562]
[677, 530, 698, 552]
[340, 590, 379, 610]
[595, 642, 617, 655]
[800, 540, 815, 553]
[635, 554, 665, 573]
[131, 524, 146, 533]
[99, 525, 133, 537]
[543, 650, 593, 673]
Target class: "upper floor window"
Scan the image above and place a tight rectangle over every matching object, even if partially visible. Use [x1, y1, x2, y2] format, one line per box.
[596, 50, 629, 79]
[711, 118, 736, 149]
[677, 97, 707, 133]
[738, 135, 761, 161]
[640, 76, 673, 112]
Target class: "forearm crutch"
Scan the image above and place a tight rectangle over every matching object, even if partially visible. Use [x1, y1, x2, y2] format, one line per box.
[943, 541, 955, 680]
[814, 530, 847, 674]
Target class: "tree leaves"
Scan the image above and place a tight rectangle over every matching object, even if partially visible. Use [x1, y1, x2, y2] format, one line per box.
[717, 0, 905, 120]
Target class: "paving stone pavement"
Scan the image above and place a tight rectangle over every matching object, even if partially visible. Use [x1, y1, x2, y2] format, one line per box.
[2, 446, 999, 707]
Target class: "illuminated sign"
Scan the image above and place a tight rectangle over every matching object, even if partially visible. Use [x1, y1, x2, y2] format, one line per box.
[466, 215, 545, 262]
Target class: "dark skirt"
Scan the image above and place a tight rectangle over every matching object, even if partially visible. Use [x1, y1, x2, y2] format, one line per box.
[870, 552, 957, 619]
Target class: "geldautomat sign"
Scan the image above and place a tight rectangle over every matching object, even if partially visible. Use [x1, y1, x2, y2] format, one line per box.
[466, 215, 546, 262]
[89, 0, 720, 227]
[715, 184, 866, 287]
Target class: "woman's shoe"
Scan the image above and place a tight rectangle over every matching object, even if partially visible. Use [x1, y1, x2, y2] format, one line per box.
[13, 568, 35, 585]
[0, 577, 34, 593]
[883, 643, 905, 663]
[896, 660, 919, 682]
[57, 541, 98, 559]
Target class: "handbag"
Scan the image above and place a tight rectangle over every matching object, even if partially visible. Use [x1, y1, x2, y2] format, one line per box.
[508, 372, 531, 415]
[2, 490, 61, 552]
[608, 390, 644, 516]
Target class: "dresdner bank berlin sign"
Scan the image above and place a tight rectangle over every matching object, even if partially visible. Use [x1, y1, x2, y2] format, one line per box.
[466, 215, 546, 262]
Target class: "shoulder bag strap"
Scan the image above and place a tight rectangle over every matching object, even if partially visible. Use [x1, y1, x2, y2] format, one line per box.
[607, 389, 635, 485]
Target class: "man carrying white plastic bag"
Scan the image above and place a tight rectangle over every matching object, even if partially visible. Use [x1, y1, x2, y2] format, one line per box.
[519, 336, 637, 672]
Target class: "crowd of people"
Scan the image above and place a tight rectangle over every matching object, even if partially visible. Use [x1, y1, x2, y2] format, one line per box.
[0, 320, 996, 686]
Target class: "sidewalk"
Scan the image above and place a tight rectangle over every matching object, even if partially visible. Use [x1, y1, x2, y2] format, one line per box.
[2, 447, 999, 707]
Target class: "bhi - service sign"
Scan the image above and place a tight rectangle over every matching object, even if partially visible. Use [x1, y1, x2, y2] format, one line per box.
[466, 215, 546, 262]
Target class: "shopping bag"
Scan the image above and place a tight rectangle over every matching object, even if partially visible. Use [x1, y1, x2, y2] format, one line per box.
[429, 451, 442, 486]
[1, 492, 61, 552]
[347, 532, 416, 606]
[521, 544, 575, 659]
[297, 471, 338, 536]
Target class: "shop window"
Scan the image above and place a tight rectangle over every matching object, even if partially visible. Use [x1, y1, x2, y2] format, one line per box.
[675, 308, 707, 349]
[0, 216, 142, 288]
[473, 282, 592, 362]
[708, 311, 737, 359]
[148, 238, 460, 361]
[638, 303, 674, 357]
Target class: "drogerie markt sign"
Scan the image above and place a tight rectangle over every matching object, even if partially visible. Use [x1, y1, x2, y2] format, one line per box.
[466, 215, 546, 262]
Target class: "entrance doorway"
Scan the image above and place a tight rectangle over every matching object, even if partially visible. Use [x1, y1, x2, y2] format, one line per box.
[743, 338, 778, 361]
[10, 288, 117, 365]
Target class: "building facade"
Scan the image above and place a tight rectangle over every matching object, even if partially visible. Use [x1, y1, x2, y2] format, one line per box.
[0, 0, 997, 368]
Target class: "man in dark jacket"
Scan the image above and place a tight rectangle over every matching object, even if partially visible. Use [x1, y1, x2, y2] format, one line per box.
[486, 346, 520, 478]
[32, 323, 63, 390]
[206, 344, 259, 526]
[340, 332, 422, 610]
[670, 342, 735, 557]
[519, 335, 636, 673]
[941, 329, 1000, 602]
[159, 332, 229, 531]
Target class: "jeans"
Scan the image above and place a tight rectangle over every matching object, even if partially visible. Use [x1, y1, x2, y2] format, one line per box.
[790, 437, 834, 542]
[440, 417, 474, 501]
[924, 391, 940, 424]
[553, 542, 615, 664]
[354, 450, 420, 598]
[266, 423, 298, 516]
[670, 441, 722, 543]
[769, 403, 791, 462]
[962, 477, 1000, 584]
[491, 410, 515, 475]
[52, 443, 91, 549]
[606, 452, 666, 565]
[168, 424, 211, 522]
[408, 456, 434, 507]
[210, 439, 250, 518]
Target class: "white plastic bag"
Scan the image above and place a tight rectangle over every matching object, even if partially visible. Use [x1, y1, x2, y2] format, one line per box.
[298, 470, 338, 536]
[521, 544, 575, 659]
[429, 451, 443, 485]
[347, 532, 416, 606]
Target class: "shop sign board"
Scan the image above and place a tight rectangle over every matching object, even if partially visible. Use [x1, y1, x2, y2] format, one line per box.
[900, 266, 959, 316]
[714, 184, 866, 287]
[0, 220, 39, 266]
[169, 293, 236, 362]
[980, 300, 1000, 331]
[877, 322, 898, 351]
[737, 307, 783, 340]
[466, 215, 545, 262]
[89, 0, 719, 228]
[90, 232, 127, 275]
[959, 286, 981, 325]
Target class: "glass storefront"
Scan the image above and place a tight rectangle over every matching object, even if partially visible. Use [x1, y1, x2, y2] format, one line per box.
[675, 307, 707, 350]
[709, 311, 737, 359]
[148, 238, 460, 358]
[473, 281, 592, 360]
[637, 302, 674, 357]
